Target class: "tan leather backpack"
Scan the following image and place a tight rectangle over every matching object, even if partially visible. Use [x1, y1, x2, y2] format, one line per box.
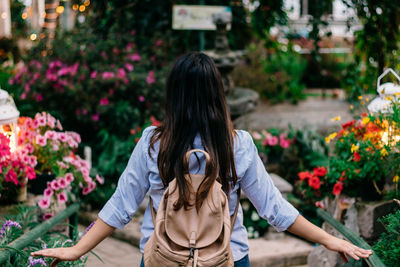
[143, 149, 240, 267]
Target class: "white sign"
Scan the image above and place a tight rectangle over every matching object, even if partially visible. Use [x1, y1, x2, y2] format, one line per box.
[172, 5, 231, 31]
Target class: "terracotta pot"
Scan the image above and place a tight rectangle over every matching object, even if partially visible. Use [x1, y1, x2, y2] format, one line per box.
[17, 184, 27, 202]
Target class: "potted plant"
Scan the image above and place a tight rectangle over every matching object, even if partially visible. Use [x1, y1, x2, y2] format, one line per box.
[0, 132, 36, 203]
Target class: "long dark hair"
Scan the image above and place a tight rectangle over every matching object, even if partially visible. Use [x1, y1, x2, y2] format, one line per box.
[149, 52, 238, 210]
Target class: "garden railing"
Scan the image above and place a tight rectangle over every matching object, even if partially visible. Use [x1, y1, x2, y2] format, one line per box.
[316, 208, 385, 267]
[0, 202, 79, 265]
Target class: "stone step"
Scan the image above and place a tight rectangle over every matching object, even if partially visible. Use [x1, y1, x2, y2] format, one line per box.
[249, 236, 312, 267]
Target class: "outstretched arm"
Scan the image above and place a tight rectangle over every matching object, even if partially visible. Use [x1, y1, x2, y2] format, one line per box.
[287, 214, 372, 261]
[31, 218, 114, 266]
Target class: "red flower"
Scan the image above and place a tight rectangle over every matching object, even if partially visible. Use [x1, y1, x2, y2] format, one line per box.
[298, 171, 312, 181]
[308, 175, 321, 190]
[313, 167, 327, 177]
[332, 182, 343, 196]
[339, 171, 346, 182]
[353, 151, 361, 162]
[342, 120, 355, 129]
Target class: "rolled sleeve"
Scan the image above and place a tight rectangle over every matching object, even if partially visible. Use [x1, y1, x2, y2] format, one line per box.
[98, 128, 152, 229]
[240, 132, 299, 232]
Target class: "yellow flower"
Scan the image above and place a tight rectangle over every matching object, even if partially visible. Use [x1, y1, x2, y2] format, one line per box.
[329, 132, 337, 139]
[362, 117, 370, 125]
[385, 96, 393, 101]
[325, 132, 337, 143]
[395, 92, 400, 96]
[382, 119, 389, 128]
[349, 105, 354, 110]
[331, 116, 341, 122]
[380, 148, 389, 157]
[363, 132, 374, 140]
[358, 96, 363, 100]
[393, 175, 399, 183]
[351, 144, 359, 153]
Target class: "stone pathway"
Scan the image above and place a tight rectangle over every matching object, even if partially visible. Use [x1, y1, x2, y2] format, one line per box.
[79, 211, 312, 267]
[84, 235, 142, 267]
[234, 89, 354, 133]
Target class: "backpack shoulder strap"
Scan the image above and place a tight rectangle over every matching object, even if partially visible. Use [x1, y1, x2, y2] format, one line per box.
[230, 186, 240, 231]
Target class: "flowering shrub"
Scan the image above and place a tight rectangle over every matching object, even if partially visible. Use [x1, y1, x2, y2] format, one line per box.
[251, 128, 292, 164]
[16, 112, 102, 215]
[0, 112, 101, 214]
[297, 111, 400, 204]
[0, 131, 36, 202]
[9, 31, 165, 146]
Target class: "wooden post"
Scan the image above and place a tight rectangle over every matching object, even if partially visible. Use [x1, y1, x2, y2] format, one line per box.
[0, 0, 11, 38]
[42, 0, 59, 44]
[31, 0, 45, 31]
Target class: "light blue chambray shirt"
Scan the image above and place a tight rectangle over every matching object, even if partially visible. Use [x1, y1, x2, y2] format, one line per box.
[98, 126, 299, 261]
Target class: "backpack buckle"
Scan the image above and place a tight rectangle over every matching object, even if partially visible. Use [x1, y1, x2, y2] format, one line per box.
[189, 247, 195, 259]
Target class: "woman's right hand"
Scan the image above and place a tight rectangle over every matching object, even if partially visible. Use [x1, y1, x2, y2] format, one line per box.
[31, 246, 82, 267]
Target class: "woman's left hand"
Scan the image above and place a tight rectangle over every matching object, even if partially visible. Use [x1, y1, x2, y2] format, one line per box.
[323, 236, 373, 262]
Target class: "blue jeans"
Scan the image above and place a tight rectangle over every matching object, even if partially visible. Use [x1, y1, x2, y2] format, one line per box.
[140, 254, 250, 267]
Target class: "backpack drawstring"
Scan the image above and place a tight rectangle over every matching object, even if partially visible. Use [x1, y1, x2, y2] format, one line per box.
[187, 232, 198, 267]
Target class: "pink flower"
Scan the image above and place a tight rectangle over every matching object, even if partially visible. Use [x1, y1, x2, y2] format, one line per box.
[38, 197, 50, 209]
[58, 177, 67, 189]
[36, 135, 47, 147]
[29, 156, 37, 167]
[155, 39, 163, 46]
[125, 63, 134, 72]
[101, 72, 115, 79]
[96, 174, 104, 185]
[5, 169, 18, 185]
[44, 187, 53, 197]
[91, 114, 99, 122]
[58, 133, 68, 142]
[252, 132, 262, 140]
[50, 180, 60, 191]
[43, 213, 54, 220]
[138, 95, 145, 102]
[36, 94, 43, 102]
[280, 139, 291, 148]
[26, 166, 36, 180]
[36, 116, 46, 127]
[57, 192, 68, 203]
[52, 143, 59, 151]
[90, 71, 97, 79]
[99, 98, 109, 106]
[266, 136, 279, 146]
[82, 187, 90, 195]
[126, 42, 134, 50]
[56, 120, 63, 130]
[20, 92, 27, 99]
[44, 130, 57, 140]
[146, 70, 155, 84]
[65, 173, 74, 183]
[117, 68, 126, 78]
[57, 161, 69, 169]
[128, 53, 141, 62]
